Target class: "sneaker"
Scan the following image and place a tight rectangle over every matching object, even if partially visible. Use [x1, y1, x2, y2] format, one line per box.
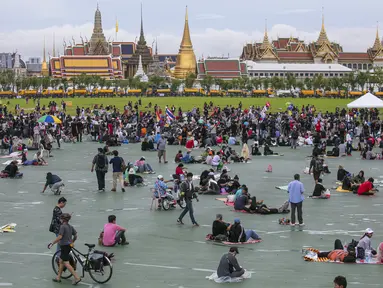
[111, 189, 116, 192]
[299, 223, 305, 226]
[177, 219, 184, 225]
[193, 223, 200, 227]
[120, 242, 129, 245]
[290, 223, 296, 227]
[164, 161, 168, 164]
[122, 188, 125, 192]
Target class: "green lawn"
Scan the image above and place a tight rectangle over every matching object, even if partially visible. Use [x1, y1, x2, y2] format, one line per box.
[1, 97, 353, 115]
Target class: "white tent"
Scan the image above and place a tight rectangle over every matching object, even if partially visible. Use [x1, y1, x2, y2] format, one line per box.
[347, 92, 383, 108]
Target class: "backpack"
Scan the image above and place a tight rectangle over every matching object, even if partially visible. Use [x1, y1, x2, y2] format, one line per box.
[97, 154, 106, 169]
[314, 159, 323, 172]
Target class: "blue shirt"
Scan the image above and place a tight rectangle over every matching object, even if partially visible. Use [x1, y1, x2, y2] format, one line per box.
[235, 189, 243, 200]
[110, 157, 124, 173]
[234, 195, 248, 210]
[154, 180, 168, 197]
[287, 180, 305, 203]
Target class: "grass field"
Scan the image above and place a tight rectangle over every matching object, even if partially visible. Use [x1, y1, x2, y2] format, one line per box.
[1, 97, 353, 115]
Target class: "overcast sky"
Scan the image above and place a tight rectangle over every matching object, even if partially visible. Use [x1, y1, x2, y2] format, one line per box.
[1, 0, 382, 59]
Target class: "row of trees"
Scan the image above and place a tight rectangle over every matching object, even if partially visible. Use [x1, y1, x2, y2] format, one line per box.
[1, 67, 383, 93]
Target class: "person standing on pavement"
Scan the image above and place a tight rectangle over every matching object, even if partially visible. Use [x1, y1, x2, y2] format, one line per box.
[49, 197, 67, 252]
[109, 150, 126, 192]
[309, 153, 323, 184]
[48, 213, 81, 285]
[157, 135, 168, 163]
[177, 172, 199, 226]
[287, 174, 305, 226]
[91, 148, 108, 191]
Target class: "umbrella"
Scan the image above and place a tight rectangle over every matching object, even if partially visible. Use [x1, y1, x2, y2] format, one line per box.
[38, 115, 62, 124]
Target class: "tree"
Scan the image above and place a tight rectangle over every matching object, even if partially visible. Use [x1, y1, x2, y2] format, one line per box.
[304, 78, 313, 90]
[214, 78, 224, 90]
[285, 73, 297, 90]
[184, 73, 196, 88]
[251, 78, 262, 90]
[149, 75, 164, 88]
[373, 67, 383, 91]
[170, 79, 182, 92]
[356, 71, 369, 91]
[262, 78, 270, 90]
[200, 75, 214, 93]
[41, 76, 51, 89]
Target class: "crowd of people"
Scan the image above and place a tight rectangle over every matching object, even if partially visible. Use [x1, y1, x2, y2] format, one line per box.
[1, 98, 382, 286]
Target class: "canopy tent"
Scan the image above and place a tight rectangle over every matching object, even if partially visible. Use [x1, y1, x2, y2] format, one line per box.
[347, 92, 383, 108]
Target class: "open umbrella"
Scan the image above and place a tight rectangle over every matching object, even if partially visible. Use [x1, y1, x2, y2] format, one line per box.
[38, 115, 62, 124]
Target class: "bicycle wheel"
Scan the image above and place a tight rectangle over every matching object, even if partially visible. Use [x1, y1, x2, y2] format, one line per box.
[88, 257, 113, 284]
[51, 250, 73, 279]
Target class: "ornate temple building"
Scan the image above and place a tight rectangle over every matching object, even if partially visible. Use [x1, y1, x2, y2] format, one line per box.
[197, 58, 247, 79]
[241, 16, 383, 71]
[50, 5, 123, 79]
[173, 7, 197, 79]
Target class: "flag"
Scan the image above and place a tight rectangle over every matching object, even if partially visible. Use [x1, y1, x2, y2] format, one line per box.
[115, 19, 119, 33]
[260, 102, 270, 119]
[156, 110, 161, 122]
[166, 107, 175, 122]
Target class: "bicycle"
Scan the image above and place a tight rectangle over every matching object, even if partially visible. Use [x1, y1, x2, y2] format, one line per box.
[52, 243, 113, 284]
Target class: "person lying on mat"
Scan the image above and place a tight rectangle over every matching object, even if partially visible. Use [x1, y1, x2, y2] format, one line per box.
[228, 218, 261, 242]
[212, 214, 231, 240]
[317, 239, 356, 263]
[217, 247, 244, 278]
[357, 178, 377, 196]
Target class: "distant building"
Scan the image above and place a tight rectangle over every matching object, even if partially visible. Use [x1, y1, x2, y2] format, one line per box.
[241, 14, 383, 71]
[197, 58, 248, 80]
[0, 52, 27, 76]
[26, 57, 42, 76]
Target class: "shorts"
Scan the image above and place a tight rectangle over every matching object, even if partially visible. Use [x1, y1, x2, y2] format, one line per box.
[60, 245, 72, 262]
[158, 150, 165, 157]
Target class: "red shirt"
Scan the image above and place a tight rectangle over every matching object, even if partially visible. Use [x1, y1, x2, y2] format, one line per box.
[185, 139, 194, 149]
[358, 181, 373, 195]
[175, 167, 184, 175]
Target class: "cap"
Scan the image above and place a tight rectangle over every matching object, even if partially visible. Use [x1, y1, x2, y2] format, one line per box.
[234, 218, 241, 223]
[229, 247, 239, 254]
[366, 228, 374, 234]
[140, 156, 146, 160]
[157, 175, 164, 179]
[129, 168, 135, 174]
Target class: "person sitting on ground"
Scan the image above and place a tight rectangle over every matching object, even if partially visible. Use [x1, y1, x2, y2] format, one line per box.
[141, 137, 150, 151]
[200, 176, 220, 195]
[101, 215, 128, 246]
[212, 152, 221, 169]
[134, 156, 155, 174]
[216, 247, 245, 278]
[263, 143, 278, 156]
[228, 218, 261, 243]
[205, 150, 214, 165]
[175, 163, 187, 181]
[317, 239, 356, 263]
[352, 170, 365, 185]
[2, 160, 22, 178]
[251, 141, 262, 156]
[199, 168, 214, 186]
[357, 178, 377, 196]
[333, 276, 348, 288]
[337, 165, 349, 182]
[127, 168, 144, 186]
[339, 141, 346, 156]
[41, 172, 64, 195]
[34, 150, 47, 165]
[234, 185, 247, 200]
[365, 147, 376, 160]
[174, 150, 183, 163]
[312, 178, 327, 198]
[234, 187, 251, 211]
[212, 214, 231, 240]
[326, 145, 340, 157]
[357, 228, 376, 258]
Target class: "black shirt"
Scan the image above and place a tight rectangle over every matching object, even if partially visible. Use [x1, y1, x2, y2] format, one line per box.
[212, 220, 228, 236]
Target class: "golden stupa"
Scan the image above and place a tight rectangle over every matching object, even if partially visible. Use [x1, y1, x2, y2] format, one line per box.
[41, 38, 49, 77]
[173, 6, 197, 79]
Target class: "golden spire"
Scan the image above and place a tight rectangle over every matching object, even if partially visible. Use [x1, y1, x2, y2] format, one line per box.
[261, 19, 271, 49]
[174, 5, 196, 79]
[41, 37, 49, 76]
[180, 6, 193, 48]
[372, 22, 382, 51]
[317, 7, 330, 45]
[53, 33, 56, 57]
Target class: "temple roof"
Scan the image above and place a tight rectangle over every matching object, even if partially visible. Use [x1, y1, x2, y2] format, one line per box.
[180, 6, 193, 48]
[316, 13, 331, 46]
[338, 52, 370, 60]
[371, 26, 382, 51]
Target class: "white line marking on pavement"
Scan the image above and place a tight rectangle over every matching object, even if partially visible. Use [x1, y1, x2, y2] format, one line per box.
[0, 251, 52, 257]
[192, 268, 216, 273]
[124, 262, 182, 270]
[0, 284, 13, 287]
